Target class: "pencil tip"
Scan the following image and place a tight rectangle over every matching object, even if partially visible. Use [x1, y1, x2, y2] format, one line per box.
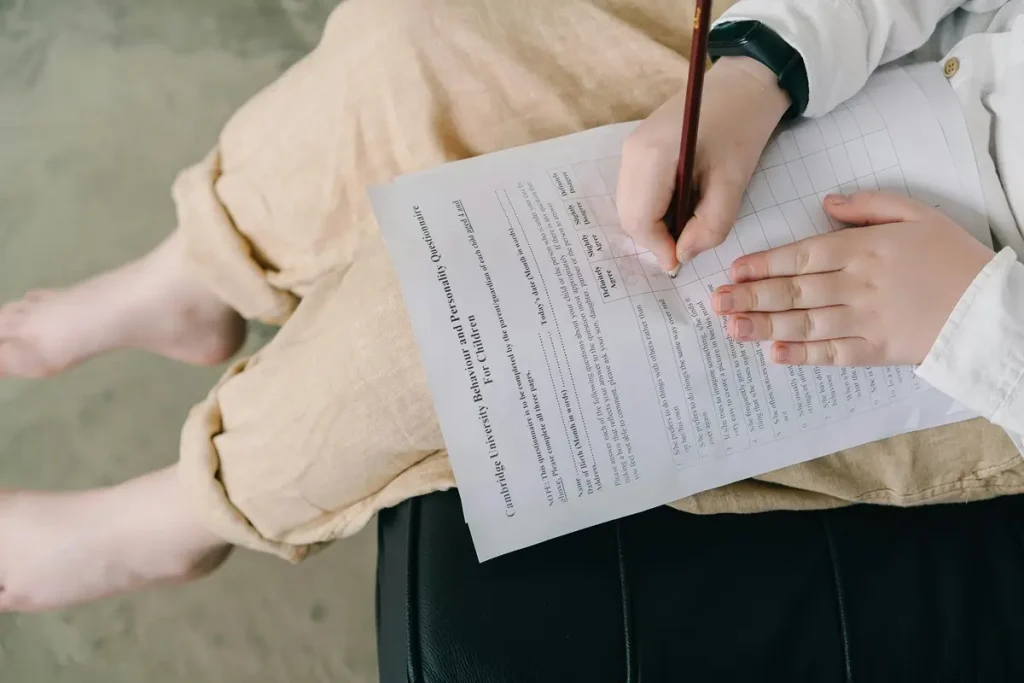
[667, 264, 681, 278]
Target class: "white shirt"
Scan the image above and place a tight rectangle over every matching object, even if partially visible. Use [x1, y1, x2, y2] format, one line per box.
[718, 0, 1024, 438]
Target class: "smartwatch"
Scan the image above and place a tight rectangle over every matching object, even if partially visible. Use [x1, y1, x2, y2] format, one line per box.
[707, 20, 809, 120]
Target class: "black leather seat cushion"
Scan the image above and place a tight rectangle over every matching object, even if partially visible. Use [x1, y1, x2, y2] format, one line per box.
[377, 490, 1024, 682]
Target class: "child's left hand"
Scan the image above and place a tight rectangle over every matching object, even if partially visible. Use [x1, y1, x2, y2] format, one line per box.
[712, 191, 995, 367]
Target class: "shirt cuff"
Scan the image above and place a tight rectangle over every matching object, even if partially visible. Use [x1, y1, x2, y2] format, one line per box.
[917, 248, 1024, 430]
[715, 0, 871, 117]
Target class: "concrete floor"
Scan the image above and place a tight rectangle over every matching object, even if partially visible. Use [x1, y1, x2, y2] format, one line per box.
[0, 1, 379, 681]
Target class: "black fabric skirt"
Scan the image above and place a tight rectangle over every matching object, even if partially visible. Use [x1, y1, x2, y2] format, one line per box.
[377, 490, 1024, 682]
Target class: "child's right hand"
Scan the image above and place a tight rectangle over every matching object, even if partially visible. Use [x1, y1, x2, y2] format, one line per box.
[617, 56, 792, 274]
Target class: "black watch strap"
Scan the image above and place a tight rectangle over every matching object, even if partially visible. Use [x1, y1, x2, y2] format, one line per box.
[707, 20, 809, 120]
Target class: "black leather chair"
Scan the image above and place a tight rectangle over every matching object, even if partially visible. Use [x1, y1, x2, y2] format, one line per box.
[377, 490, 1024, 682]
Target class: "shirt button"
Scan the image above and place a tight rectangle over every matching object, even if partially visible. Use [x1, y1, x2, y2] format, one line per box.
[943, 57, 960, 78]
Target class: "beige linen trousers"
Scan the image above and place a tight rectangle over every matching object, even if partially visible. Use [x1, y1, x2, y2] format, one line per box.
[173, 0, 1024, 562]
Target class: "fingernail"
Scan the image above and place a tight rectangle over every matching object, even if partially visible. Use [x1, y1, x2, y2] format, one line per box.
[826, 194, 849, 205]
[774, 345, 791, 362]
[715, 291, 734, 313]
[667, 264, 681, 278]
[733, 316, 753, 339]
[678, 249, 695, 264]
[733, 264, 754, 281]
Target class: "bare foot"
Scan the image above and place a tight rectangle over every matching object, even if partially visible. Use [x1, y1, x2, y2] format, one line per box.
[0, 466, 232, 612]
[0, 231, 245, 378]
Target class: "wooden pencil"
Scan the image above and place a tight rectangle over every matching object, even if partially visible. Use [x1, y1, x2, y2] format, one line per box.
[674, 0, 714, 242]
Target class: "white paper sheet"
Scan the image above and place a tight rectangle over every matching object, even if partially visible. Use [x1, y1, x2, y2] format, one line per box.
[369, 64, 985, 560]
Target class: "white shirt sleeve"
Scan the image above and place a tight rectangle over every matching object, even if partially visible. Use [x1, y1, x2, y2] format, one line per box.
[715, 0, 983, 116]
[917, 248, 1024, 437]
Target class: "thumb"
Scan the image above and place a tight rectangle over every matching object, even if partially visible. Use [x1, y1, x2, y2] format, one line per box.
[642, 219, 682, 273]
[823, 191, 927, 226]
[615, 213, 679, 274]
[676, 176, 744, 263]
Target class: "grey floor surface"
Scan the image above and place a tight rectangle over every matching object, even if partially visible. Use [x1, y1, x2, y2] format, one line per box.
[0, 1, 379, 680]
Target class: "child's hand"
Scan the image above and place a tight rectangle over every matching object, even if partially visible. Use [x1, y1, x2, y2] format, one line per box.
[617, 56, 791, 273]
[712, 191, 995, 366]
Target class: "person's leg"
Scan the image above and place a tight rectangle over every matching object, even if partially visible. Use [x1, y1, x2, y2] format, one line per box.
[0, 230, 245, 378]
[0, 464, 231, 612]
[1, 1, 704, 608]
